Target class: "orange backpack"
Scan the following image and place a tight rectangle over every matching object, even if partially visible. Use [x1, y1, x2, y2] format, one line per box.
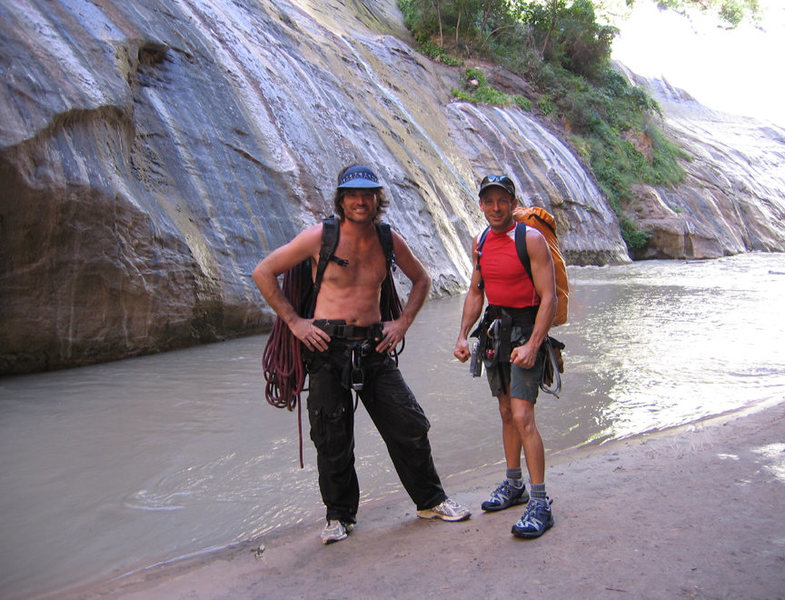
[513, 206, 569, 326]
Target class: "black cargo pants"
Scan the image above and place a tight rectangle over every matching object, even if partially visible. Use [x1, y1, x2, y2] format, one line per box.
[305, 339, 446, 524]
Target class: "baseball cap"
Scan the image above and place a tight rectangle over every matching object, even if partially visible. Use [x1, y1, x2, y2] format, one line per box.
[337, 165, 383, 189]
[478, 174, 515, 198]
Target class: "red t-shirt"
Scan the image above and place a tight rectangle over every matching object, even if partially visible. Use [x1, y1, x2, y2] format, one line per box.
[478, 225, 540, 308]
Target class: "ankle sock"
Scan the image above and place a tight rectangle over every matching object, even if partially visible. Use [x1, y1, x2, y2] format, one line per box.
[530, 483, 547, 501]
[506, 468, 523, 488]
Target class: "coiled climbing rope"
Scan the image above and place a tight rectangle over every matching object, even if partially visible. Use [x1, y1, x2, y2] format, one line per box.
[262, 261, 309, 467]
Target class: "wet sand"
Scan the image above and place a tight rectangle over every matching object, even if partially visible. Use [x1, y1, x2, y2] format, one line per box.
[53, 400, 785, 600]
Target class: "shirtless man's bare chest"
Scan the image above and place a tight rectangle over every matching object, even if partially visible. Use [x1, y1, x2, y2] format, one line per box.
[313, 226, 387, 325]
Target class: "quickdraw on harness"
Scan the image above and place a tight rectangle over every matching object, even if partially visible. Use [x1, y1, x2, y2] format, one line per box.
[469, 305, 516, 383]
[261, 216, 403, 466]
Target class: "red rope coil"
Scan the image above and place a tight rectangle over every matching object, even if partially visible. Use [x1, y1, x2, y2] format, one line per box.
[262, 261, 308, 466]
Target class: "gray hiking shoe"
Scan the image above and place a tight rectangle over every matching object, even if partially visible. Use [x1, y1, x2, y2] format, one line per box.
[321, 520, 354, 544]
[481, 480, 529, 512]
[416, 497, 471, 522]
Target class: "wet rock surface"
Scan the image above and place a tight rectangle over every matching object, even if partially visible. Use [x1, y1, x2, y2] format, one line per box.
[624, 74, 785, 260]
[1, 0, 784, 373]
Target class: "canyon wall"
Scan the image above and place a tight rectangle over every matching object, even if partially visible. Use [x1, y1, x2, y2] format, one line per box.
[2, 0, 783, 373]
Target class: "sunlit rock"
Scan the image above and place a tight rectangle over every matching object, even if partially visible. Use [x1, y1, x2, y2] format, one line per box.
[1, 0, 783, 373]
[623, 74, 785, 260]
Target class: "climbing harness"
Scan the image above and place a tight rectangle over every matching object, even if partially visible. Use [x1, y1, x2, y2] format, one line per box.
[469, 305, 564, 398]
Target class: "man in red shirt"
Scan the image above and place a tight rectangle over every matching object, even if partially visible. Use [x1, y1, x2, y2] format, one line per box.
[454, 174, 557, 538]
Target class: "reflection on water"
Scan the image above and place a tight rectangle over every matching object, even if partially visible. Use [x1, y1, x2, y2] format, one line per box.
[1, 253, 784, 598]
[568, 255, 785, 442]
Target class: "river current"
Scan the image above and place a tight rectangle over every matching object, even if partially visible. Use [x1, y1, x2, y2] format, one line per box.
[2, 253, 784, 598]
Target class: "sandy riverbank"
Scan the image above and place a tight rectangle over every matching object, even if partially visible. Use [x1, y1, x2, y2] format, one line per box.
[53, 399, 785, 600]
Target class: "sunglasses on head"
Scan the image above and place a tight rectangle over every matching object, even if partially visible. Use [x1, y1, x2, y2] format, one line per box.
[482, 174, 511, 185]
[479, 174, 516, 198]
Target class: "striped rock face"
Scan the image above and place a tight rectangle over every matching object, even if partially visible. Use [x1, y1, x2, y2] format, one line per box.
[2, 0, 783, 373]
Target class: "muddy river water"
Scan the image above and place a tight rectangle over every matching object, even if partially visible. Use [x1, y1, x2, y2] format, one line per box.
[2, 253, 784, 598]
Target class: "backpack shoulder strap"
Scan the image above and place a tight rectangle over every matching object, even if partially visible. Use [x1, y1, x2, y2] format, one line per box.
[476, 226, 491, 253]
[475, 226, 492, 268]
[309, 219, 397, 317]
[477, 224, 530, 277]
[377, 222, 403, 324]
[307, 216, 341, 317]
[474, 226, 491, 290]
[377, 222, 395, 270]
[514, 222, 532, 280]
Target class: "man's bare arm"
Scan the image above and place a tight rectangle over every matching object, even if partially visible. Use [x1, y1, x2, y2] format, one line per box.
[251, 225, 331, 351]
[375, 231, 431, 352]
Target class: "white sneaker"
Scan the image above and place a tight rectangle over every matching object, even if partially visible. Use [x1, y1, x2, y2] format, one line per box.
[416, 497, 471, 522]
[320, 520, 353, 544]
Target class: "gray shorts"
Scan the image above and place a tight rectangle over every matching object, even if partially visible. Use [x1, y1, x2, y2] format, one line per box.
[485, 325, 544, 402]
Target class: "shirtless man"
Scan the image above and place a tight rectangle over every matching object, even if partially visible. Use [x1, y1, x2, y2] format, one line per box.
[253, 164, 470, 544]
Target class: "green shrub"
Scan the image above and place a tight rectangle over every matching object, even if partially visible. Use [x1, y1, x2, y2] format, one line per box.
[418, 38, 464, 66]
[538, 97, 555, 115]
[515, 95, 533, 111]
[452, 89, 474, 102]
[620, 216, 650, 249]
[441, 54, 465, 67]
[464, 67, 486, 86]
[454, 67, 533, 110]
